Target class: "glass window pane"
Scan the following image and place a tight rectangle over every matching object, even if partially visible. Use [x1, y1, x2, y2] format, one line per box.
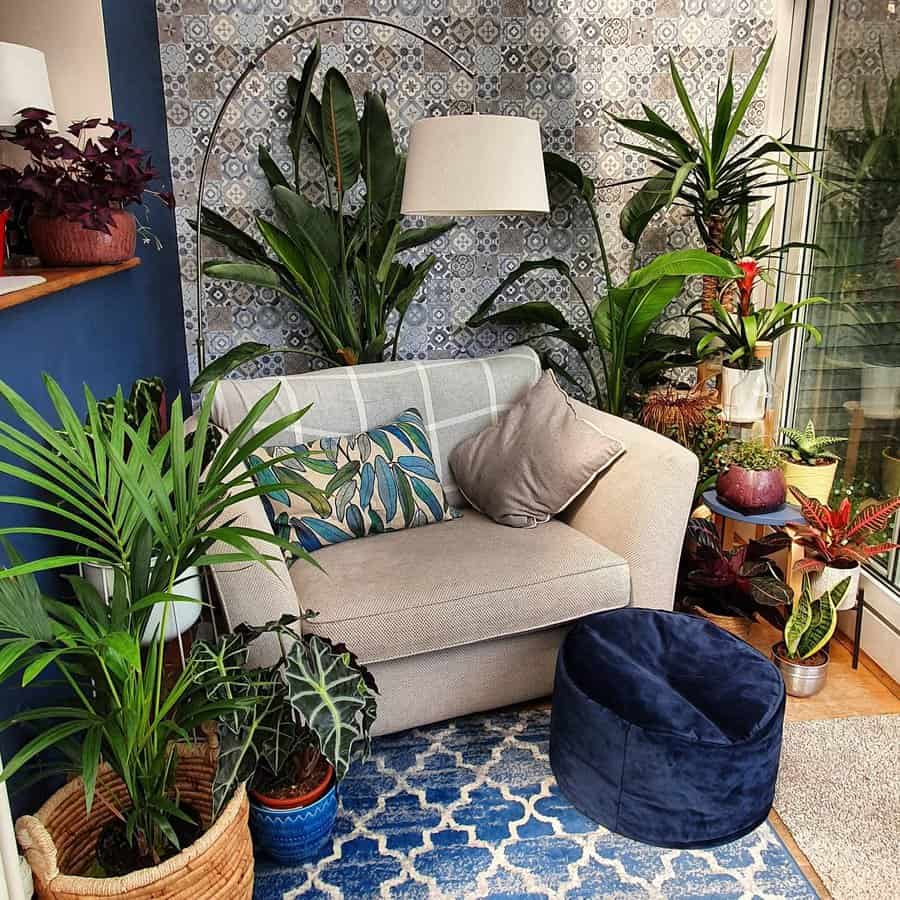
[793, 0, 900, 584]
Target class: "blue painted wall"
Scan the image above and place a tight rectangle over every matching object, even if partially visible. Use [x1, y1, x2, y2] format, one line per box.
[0, 0, 187, 816]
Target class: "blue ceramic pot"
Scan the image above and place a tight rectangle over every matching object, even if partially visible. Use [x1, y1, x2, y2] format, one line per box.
[249, 783, 338, 864]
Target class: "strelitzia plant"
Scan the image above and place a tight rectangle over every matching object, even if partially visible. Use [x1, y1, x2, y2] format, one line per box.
[613, 40, 820, 310]
[192, 41, 453, 389]
[777, 420, 846, 465]
[467, 152, 740, 416]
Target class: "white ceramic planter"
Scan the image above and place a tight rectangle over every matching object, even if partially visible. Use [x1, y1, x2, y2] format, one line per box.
[812, 561, 860, 611]
[721, 363, 767, 423]
[860, 364, 900, 416]
[83, 562, 203, 645]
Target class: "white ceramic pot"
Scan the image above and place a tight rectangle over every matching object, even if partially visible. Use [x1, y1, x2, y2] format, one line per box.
[811, 561, 860, 611]
[82, 562, 203, 645]
[860, 364, 900, 416]
[721, 363, 767, 423]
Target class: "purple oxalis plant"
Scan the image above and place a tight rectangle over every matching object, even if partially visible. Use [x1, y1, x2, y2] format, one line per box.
[0, 108, 174, 234]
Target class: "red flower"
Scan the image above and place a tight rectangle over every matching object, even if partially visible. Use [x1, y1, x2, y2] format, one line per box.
[736, 257, 760, 316]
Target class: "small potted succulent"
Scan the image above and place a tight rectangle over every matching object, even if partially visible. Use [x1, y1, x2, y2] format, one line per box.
[678, 519, 793, 640]
[0, 109, 174, 266]
[716, 441, 787, 514]
[772, 574, 850, 697]
[776, 420, 846, 503]
[196, 616, 378, 865]
[786, 487, 900, 610]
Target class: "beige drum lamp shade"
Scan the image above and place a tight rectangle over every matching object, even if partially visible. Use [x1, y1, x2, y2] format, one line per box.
[0, 42, 56, 129]
[401, 114, 549, 216]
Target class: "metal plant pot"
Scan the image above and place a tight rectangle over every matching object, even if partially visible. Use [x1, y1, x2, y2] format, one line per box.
[772, 644, 829, 698]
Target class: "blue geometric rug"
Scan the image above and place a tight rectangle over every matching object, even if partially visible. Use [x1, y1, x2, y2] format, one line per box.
[254, 706, 816, 899]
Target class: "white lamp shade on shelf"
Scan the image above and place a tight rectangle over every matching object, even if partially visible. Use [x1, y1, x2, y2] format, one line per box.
[401, 114, 549, 216]
[0, 42, 55, 129]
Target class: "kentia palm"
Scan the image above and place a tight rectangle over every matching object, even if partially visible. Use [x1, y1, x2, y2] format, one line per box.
[192, 41, 453, 389]
[0, 377, 317, 867]
[467, 152, 740, 416]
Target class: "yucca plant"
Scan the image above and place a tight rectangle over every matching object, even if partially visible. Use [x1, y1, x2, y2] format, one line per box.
[613, 40, 820, 310]
[786, 487, 900, 572]
[467, 152, 740, 416]
[777, 420, 846, 465]
[0, 377, 316, 869]
[781, 574, 849, 660]
[192, 40, 453, 390]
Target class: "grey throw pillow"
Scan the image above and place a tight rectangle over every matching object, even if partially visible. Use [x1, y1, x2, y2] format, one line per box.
[449, 371, 626, 527]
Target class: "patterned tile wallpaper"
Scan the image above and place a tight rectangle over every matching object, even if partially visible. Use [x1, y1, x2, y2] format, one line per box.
[155, 0, 776, 389]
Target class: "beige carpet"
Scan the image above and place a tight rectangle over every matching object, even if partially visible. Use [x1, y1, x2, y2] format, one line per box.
[774, 715, 900, 900]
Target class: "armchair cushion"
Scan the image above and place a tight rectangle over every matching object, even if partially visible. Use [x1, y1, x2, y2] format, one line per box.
[251, 408, 456, 552]
[449, 372, 625, 527]
[291, 508, 630, 663]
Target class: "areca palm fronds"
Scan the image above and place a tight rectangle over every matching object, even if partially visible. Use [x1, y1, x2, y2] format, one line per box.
[0, 377, 320, 864]
[192, 41, 453, 390]
[613, 40, 820, 310]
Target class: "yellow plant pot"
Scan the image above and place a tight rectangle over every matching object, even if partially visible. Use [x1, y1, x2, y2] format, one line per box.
[781, 458, 837, 504]
[882, 448, 900, 498]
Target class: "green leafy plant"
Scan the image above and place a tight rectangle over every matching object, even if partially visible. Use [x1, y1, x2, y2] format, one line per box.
[781, 574, 848, 660]
[777, 420, 846, 465]
[0, 377, 314, 867]
[720, 440, 782, 472]
[192, 41, 453, 390]
[614, 41, 820, 309]
[190, 615, 377, 817]
[467, 152, 739, 416]
[693, 292, 826, 371]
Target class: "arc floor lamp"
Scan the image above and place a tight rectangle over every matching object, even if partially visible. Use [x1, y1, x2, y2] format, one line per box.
[193, 15, 549, 370]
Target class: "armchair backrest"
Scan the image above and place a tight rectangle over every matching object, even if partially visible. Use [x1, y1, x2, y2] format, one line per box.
[209, 347, 541, 506]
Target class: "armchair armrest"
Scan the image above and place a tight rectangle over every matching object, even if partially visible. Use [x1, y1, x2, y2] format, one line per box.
[560, 400, 698, 610]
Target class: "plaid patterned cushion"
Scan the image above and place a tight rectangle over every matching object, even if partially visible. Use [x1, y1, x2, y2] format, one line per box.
[251, 408, 456, 552]
[210, 348, 542, 507]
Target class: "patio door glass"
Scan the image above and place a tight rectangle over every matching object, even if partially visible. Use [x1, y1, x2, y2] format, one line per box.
[789, 0, 900, 585]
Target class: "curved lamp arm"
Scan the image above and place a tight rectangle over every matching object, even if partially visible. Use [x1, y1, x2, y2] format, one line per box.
[193, 16, 476, 371]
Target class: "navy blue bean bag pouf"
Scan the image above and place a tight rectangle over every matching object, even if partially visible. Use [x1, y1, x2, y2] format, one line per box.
[550, 608, 785, 849]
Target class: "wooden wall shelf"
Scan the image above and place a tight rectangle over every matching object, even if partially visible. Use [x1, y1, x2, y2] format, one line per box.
[0, 257, 141, 312]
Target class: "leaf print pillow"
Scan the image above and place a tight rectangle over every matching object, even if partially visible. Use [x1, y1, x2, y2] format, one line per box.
[249, 408, 459, 552]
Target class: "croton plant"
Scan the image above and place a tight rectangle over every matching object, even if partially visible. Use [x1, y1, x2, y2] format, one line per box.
[786, 487, 900, 572]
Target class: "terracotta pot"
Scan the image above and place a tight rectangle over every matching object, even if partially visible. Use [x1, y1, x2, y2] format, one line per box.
[716, 464, 786, 515]
[781, 458, 838, 504]
[29, 210, 136, 266]
[249, 763, 334, 811]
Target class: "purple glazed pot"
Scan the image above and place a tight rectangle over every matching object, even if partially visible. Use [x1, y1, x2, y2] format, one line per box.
[716, 465, 786, 515]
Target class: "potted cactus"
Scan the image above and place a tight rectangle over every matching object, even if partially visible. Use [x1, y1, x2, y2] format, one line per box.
[776, 420, 846, 503]
[772, 574, 850, 697]
[716, 441, 787, 514]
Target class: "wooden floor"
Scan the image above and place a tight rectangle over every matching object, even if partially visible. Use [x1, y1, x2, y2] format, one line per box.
[750, 622, 900, 898]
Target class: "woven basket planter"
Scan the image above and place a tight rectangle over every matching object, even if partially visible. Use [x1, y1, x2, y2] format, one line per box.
[692, 606, 753, 642]
[15, 744, 253, 900]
